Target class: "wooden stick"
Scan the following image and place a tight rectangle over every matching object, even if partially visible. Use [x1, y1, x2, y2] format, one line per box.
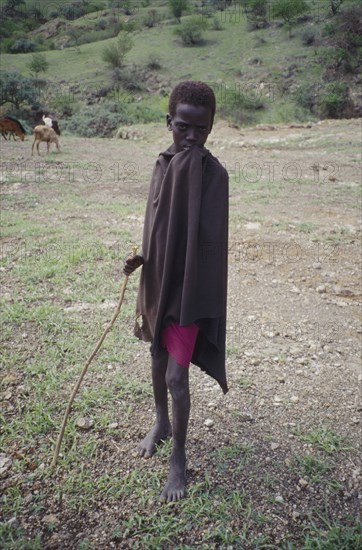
[51, 248, 137, 469]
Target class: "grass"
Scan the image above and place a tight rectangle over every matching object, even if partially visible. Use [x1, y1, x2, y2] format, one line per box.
[297, 426, 353, 454]
[0, 1, 333, 127]
[292, 454, 334, 483]
[1, 115, 360, 547]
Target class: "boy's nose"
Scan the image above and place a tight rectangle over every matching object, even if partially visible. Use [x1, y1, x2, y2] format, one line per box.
[186, 128, 197, 142]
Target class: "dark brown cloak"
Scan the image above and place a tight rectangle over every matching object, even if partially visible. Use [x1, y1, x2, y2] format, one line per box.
[135, 144, 229, 393]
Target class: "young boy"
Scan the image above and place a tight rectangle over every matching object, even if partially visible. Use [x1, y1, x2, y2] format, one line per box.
[123, 80, 228, 502]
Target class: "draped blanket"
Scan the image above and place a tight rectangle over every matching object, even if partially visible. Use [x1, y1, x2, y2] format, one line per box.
[135, 144, 229, 393]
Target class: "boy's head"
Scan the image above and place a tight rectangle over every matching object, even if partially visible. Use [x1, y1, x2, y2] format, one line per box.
[167, 81, 216, 153]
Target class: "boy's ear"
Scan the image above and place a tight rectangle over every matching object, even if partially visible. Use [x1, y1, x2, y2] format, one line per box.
[166, 114, 172, 130]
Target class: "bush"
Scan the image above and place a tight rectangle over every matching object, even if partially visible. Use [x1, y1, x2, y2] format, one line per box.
[216, 84, 264, 125]
[318, 82, 350, 118]
[10, 37, 37, 53]
[95, 18, 108, 30]
[146, 54, 162, 70]
[272, 0, 309, 35]
[323, 7, 362, 74]
[111, 68, 144, 92]
[301, 27, 317, 46]
[102, 31, 133, 69]
[211, 17, 223, 30]
[61, 2, 86, 20]
[0, 71, 39, 109]
[62, 98, 163, 137]
[294, 82, 317, 112]
[144, 9, 161, 28]
[175, 16, 208, 46]
[63, 102, 127, 137]
[242, 0, 269, 29]
[169, 0, 188, 22]
[27, 53, 49, 77]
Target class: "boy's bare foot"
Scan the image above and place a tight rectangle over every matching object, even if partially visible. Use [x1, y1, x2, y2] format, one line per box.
[138, 423, 172, 458]
[160, 449, 187, 502]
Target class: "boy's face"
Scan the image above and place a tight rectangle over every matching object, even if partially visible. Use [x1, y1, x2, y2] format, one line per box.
[166, 103, 213, 153]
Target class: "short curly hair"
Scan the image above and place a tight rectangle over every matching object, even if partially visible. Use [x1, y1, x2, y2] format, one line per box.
[168, 80, 216, 126]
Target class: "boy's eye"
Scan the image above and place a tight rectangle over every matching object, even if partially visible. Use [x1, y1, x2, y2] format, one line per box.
[176, 123, 188, 131]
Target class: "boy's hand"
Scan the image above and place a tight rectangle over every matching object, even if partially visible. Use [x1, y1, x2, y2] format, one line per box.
[123, 254, 144, 276]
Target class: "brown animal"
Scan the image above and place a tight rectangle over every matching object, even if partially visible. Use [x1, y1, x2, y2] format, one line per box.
[0, 117, 26, 141]
[32, 125, 60, 155]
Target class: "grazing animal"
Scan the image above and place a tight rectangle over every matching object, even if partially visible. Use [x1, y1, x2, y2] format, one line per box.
[42, 114, 61, 136]
[42, 114, 53, 127]
[0, 117, 26, 141]
[32, 125, 60, 155]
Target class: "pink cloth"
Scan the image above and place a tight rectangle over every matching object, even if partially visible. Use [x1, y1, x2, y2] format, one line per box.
[161, 322, 199, 368]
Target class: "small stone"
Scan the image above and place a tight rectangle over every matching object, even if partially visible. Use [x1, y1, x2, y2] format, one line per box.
[275, 495, 284, 504]
[299, 478, 308, 488]
[290, 395, 299, 403]
[290, 286, 301, 294]
[312, 262, 322, 270]
[239, 413, 254, 422]
[207, 402, 217, 409]
[43, 514, 59, 526]
[2, 375, 20, 386]
[204, 418, 214, 427]
[292, 511, 300, 521]
[316, 285, 326, 294]
[271, 442, 280, 450]
[0, 454, 12, 476]
[108, 422, 119, 429]
[75, 417, 94, 430]
[274, 395, 283, 402]
[351, 417, 360, 424]
[4, 391, 12, 400]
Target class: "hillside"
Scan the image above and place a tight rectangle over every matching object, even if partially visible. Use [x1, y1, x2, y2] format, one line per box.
[0, 0, 361, 132]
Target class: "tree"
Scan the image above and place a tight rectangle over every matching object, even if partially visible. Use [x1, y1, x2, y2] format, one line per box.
[329, 0, 344, 15]
[273, 0, 309, 36]
[241, 0, 269, 29]
[3, 0, 25, 16]
[102, 31, 133, 69]
[0, 71, 39, 109]
[168, 0, 188, 22]
[27, 53, 49, 78]
[175, 16, 208, 46]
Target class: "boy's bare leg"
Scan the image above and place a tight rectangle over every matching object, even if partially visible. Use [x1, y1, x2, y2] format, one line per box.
[138, 349, 172, 458]
[160, 356, 190, 502]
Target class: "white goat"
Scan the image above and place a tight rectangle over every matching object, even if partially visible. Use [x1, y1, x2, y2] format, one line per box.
[32, 125, 60, 156]
[42, 114, 53, 128]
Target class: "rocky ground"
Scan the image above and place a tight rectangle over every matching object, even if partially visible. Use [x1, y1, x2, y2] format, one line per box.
[0, 118, 361, 548]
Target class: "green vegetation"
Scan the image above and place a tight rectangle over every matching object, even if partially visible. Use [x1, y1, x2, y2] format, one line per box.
[168, 0, 188, 22]
[0, 0, 360, 133]
[102, 30, 134, 69]
[26, 52, 49, 77]
[174, 14, 209, 46]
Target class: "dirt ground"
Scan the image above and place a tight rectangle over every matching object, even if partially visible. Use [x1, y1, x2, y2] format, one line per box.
[1, 118, 361, 548]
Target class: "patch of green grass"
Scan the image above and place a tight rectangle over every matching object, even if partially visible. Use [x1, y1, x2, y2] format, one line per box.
[287, 516, 362, 550]
[237, 375, 253, 388]
[212, 442, 254, 472]
[297, 426, 353, 454]
[292, 454, 334, 483]
[0, 524, 43, 550]
[296, 222, 319, 234]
